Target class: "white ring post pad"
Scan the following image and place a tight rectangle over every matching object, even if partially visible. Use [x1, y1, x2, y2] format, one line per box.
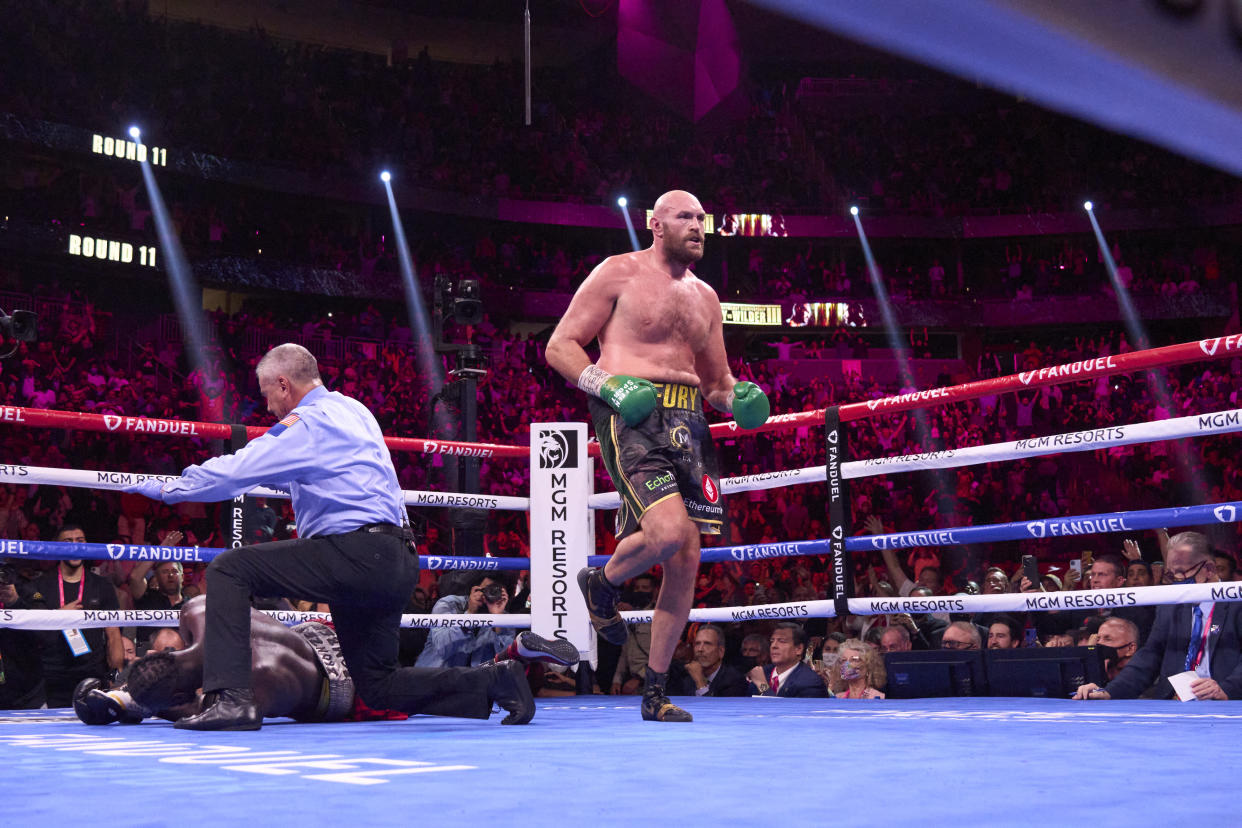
[529, 423, 593, 662]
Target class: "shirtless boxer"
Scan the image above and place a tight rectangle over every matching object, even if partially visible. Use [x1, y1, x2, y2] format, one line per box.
[73, 595, 578, 726]
[545, 189, 769, 722]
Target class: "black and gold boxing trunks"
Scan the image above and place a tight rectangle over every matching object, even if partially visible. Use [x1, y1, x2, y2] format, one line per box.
[291, 622, 355, 722]
[589, 381, 724, 540]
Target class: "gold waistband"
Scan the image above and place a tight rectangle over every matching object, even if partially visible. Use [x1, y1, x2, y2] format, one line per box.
[652, 382, 701, 411]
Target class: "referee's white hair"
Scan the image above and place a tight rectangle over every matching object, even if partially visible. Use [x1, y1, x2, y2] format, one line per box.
[257, 343, 320, 385]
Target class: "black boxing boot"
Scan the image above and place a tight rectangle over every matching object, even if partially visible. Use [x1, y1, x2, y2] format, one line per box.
[577, 567, 629, 645]
[174, 688, 261, 731]
[499, 631, 581, 667]
[482, 659, 536, 725]
[641, 667, 692, 722]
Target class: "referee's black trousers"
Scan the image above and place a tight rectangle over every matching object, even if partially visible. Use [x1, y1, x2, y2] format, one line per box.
[202, 531, 494, 719]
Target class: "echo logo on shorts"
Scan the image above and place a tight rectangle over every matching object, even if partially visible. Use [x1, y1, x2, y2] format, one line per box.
[702, 475, 719, 503]
[1214, 505, 1237, 524]
[537, 429, 578, 469]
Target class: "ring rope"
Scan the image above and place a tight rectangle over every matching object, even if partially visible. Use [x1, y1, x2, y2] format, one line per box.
[6, 465, 531, 511]
[0, 608, 533, 630]
[13, 498, 1237, 569]
[11, 391, 1231, 517]
[0, 405, 531, 459]
[590, 406, 1242, 510]
[9, 580, 1242, 630]
[5, 337, 1238, 454]
[6, 539, 539, 571]
[704, 334, 1242, 437]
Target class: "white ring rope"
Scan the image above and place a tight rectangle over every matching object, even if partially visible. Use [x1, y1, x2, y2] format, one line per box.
[11, 407, 1237, 514]
[3, 465, 531, 512]
[10, 581, 1240, 630]
[0, 608, 533, 630]
[585, 407, 1242, 509]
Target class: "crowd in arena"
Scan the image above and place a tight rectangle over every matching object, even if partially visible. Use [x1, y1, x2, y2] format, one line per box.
[3, 1, 1242, 708]
[5, 1, 1241, 217]
[3, 270, 1241, 700]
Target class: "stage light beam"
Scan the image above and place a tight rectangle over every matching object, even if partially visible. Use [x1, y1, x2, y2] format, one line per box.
[134, 129, 219, 385]
[381, 175, 445, 410]
[1084, 200, 1093, 211]
[1086, 203, 1205, 500]
[618, 196, 640, 251]
[128, 126, 141, 140]
[851, 209, 933, 450]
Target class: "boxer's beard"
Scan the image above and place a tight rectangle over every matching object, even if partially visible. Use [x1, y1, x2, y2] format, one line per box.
[664, 233, 703, 265]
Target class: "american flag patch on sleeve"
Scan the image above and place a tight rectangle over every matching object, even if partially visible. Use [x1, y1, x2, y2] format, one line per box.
[267, 413, 301, 437]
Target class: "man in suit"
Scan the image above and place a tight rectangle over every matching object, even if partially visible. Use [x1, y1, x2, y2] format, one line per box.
[1075, 531, 1242, 701]
[669, 624, 748, 697]
[746, 622, 828, 698]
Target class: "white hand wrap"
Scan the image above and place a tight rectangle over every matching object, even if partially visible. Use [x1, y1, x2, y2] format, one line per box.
[576, 364, 612, 397]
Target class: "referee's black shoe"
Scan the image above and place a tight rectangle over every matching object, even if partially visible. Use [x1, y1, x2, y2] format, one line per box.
[174, 688, 262, 731]
[484, 659, 536, 725]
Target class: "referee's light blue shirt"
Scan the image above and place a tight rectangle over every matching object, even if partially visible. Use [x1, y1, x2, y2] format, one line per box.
[161, 385, 405, 538]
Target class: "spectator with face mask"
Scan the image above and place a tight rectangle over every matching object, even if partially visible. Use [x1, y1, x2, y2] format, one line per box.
[610, 574, 658, 695]
[828, 639, 886, 699]
[1077, 532, 1242, 701]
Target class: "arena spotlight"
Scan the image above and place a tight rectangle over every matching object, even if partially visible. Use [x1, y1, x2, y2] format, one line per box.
[618, 197, 640, 251]
[128, 126, 141, 140]
[1084, 200, 1093, 211]
[849, 205, 859, 216]
[380, 170, 392, 183]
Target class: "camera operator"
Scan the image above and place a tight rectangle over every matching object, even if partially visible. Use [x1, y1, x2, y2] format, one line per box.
[415, 572, 519, 668]
[0, 561, 46, 708]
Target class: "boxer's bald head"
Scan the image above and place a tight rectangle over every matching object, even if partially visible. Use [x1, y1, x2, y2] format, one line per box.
[650, 190, 705, 267]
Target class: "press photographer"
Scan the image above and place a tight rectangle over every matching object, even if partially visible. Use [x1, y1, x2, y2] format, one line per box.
[415, 572, 518, 668]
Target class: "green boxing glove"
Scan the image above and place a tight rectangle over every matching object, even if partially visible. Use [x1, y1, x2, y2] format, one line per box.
[578, 365, 657, 427]
[730, 381, 769, 430]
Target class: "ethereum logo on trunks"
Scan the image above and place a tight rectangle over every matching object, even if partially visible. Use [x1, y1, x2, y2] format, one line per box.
[537, 429, 578, 470]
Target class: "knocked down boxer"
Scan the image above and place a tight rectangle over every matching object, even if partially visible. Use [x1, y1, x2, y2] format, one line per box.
[74, 596, 579, 727]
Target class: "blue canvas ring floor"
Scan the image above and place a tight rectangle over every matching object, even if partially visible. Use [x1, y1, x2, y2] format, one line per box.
[3, 696, 1238, 827]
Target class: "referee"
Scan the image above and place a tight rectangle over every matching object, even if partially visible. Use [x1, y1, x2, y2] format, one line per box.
[126, 343, 533, 730]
